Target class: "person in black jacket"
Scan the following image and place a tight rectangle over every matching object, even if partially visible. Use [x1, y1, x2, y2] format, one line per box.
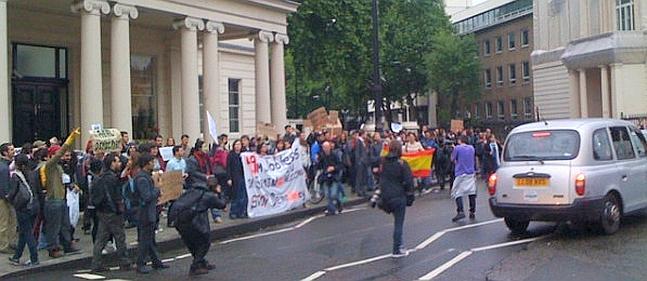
[134, 153, 169, 274]
[227, 140, 247, 219]
[175, 174, 226, 276]
[379, 140, 414, 258]
[91, 153, 130, 272]
[318, 141, 343, 215]
[7, 154, 39, 266]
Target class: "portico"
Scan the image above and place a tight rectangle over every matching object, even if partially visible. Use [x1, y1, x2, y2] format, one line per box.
[0, 0, 298, 145]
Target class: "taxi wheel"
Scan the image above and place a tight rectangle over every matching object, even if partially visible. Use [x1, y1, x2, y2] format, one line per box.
[504, 217, 529, 235]
[598, 193, 621, 235]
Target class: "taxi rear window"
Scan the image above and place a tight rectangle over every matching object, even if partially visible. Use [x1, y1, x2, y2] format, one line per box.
[504, 130, 580, 161]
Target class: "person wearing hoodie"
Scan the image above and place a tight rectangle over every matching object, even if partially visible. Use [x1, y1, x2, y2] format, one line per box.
[379, 140, 414, 258]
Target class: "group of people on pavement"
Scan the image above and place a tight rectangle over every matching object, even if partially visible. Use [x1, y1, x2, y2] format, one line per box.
[0, 122, 503, 274]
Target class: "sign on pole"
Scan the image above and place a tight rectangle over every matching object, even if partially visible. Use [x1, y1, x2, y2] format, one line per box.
[89, 128, 122, 152]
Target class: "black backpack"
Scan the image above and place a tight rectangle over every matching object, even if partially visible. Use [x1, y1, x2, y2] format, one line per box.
[167, 188, 205, 227]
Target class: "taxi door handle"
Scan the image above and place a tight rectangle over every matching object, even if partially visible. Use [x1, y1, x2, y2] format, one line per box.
[622, 175, 628, 182]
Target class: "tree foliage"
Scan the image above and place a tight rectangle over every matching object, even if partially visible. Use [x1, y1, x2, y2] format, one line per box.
[425, 30, 481, 126]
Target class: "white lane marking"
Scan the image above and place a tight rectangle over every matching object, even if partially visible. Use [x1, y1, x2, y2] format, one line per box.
[73, 273, 106, 280]
[417, 251, 473, 281]
[162, 258, 176, 263]
[444, 218, 504, 232]
[220, 208, 367, 245]
[325, 253, 395, 271]
[175, 253, 192, 259]
[301, 218, 506, 281]
[471, 236, 545, 252]
[301, 271, 327, 281]
[414, 232, 446, 250]
[76, 270, 92, 273]
[108, 266, 119, 271]
[417, 235, 549, 280]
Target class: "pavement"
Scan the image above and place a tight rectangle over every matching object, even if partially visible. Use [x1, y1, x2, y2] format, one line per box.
[11, 180, 647, 281]
[0, 184, 368, 280]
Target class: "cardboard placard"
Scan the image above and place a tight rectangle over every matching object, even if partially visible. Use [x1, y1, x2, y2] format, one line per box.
[89, 128, 122, 152]
[154, 171, 184, 205]
[451, 119, 464, 133]
[256, 123, 279, 140]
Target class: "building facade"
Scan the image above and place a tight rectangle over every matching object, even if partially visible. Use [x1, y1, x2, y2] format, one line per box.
[532, 0, 647, 122]
[0, 0, 298, 146]
[452, 0, 534, 135]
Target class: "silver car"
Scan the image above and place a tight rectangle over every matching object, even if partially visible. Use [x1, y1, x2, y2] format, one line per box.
[488, 119, 647, 235]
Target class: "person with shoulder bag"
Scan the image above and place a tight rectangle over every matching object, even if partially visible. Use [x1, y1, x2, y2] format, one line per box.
[378, 140, 414, 258]
[7, 154, 40, 266]
[90, 152, 131, 272]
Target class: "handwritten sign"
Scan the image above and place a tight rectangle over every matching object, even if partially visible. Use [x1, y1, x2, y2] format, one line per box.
[451, 119, 464, 133]
[154, 171, 184, 205]
[89, 128, 121, 152]
[256, 123, 279, 140]
[241, 141, 309, 218]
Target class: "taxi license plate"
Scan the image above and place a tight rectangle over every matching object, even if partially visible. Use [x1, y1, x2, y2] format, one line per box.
[515, 178, 549, 187]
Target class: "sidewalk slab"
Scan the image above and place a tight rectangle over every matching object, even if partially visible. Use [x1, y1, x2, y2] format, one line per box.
[0, 186, 369, 280]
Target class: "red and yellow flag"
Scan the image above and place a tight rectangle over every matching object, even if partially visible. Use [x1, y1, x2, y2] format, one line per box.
[401, 149, 435, 178]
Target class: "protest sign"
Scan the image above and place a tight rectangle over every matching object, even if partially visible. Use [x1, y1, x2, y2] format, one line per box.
[256, 123, 279, 140]
[89, 128, 121, 152]
[241, 141, 310, 218]
[155, 171, 184, 205]
[159, 146, 174, 162]
[451, 119, 464, 133]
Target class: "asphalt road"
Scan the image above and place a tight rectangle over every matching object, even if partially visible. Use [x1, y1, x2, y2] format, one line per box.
[15, 183, 560, 281]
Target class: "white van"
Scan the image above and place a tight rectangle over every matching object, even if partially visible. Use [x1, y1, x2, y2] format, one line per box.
[488, 119, 647, 235]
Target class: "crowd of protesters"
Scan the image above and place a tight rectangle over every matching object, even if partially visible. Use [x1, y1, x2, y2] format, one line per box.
[0, 123, 503, 274]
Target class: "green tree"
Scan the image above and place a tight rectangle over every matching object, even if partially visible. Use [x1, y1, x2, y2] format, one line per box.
[425, 30, 480, 127]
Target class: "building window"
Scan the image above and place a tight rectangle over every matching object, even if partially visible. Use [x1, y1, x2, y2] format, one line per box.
[522, 61, 531, 81]
[509, 64, 517, 84]
[496, 36, 503, 53]
[131, 55, 157, 140]
[524, 97, 533, 119]
[473, 103, 480, 119]
[496, 66, 504, 86]
[228, 79, 241, 133]
[497, 101, 505, 120]
[521, 30, 529, 47]
[508, 32, 516, 50]
[486, 102, 493, 119]
[14, 44, 67, 79]
[484, 69, 492, 88]
[616, 0, 635, 31]
[483, 40, 491, 56]
[510, 99, 518, 119]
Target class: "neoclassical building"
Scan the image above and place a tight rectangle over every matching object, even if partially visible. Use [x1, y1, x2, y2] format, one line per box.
[0, 0, 298, 146]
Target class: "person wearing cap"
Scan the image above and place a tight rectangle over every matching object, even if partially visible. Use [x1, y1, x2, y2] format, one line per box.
[38, 128, 82, 258]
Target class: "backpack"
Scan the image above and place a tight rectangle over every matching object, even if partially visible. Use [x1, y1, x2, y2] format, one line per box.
[167, 188, 205, 227]
[9, 172, 36, 214]
[121, 177, 138, 210]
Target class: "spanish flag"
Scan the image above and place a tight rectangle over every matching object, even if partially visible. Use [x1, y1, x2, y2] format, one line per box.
[401, 149, 435, 178]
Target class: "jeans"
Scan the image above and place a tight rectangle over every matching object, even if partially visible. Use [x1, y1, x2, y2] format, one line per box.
[323, 182, 340, 214]
[229, 181, 248, 218]
[366, 167, 375, 191]
[13, 212, 38, 263]
[136, 223, 161, 267]
[455, 195, 477, 214]
[92, 212, 129, 269]
[388, 198, 406, 254]
[43, 200, 73, 252]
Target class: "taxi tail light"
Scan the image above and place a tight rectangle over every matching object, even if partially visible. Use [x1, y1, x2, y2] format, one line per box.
[575, 173, 585, 196]
[487, 174, 497, 196]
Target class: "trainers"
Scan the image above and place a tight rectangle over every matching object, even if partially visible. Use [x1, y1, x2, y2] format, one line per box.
[214, 217, 223, 224]
[8, 257, 21, 266]
[469, 212, 476, 220]
[24, 260, 39, 267]
[452, 212, 466, 222]
[392, 249, 409, 258]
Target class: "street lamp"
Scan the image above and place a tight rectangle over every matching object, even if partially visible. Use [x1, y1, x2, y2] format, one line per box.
[371, 0, 384, 132]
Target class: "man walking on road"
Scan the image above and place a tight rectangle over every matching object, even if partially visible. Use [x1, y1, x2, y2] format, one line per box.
[91, 153, 130, 272]
[450, 136, 477, 222]
[134, 153, 169, 274]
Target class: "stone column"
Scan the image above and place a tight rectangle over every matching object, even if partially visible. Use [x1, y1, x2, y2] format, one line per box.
[203, 21, 224, 144]
[568, 69, 581, 118]
[254, 31, 274, 125]
[110, 4, 138, 135]
[0, 0, 8, 142]
[578, 69, 588, 118]
[271, 33, 289, 130]
[599, 65, 610, 118]
[72, 0, 110, 145]
[173, 17, 204, 140]
[610, 63, 624, 119]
